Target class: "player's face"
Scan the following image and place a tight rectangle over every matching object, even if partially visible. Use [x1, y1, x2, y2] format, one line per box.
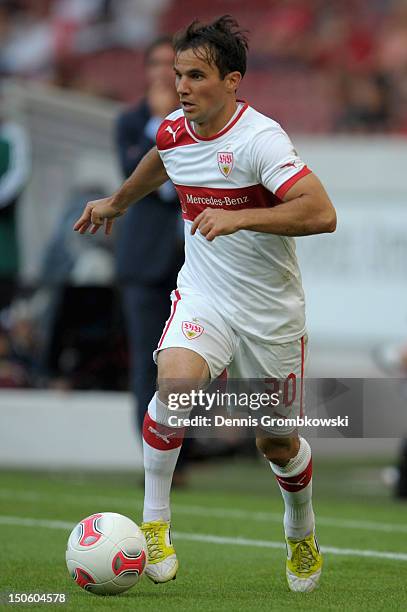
[174, 47, 240, 128]
[146, 43, 175, 87]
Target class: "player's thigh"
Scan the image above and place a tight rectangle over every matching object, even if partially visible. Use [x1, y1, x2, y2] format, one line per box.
[154, 289, 237, 399]
[233, 333, 307, 379]
[232, 334, 308, 436]
[157, 347, 210, 379]
[157, 347, 210, 402]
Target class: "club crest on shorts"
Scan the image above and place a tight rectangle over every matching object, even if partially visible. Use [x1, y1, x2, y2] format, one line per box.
[217, 152, 234, 178]
[182, 321, 204, 339]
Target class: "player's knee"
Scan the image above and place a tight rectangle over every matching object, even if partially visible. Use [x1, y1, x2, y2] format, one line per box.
[256, 435, 299, 464]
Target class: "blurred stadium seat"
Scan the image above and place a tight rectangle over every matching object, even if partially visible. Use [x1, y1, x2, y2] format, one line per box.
[1, 0, 405, 132]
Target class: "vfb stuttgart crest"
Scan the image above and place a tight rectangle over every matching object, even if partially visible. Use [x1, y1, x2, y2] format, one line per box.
[182, 321, 204, 340]
[217, 151, 234, 178]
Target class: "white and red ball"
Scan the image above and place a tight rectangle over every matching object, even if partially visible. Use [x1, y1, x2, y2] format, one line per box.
[66, 512, 147, 595]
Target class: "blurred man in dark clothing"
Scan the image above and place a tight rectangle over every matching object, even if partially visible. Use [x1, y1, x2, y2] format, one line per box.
[115, 37, 184, 432]
[0, 109, 30, 310]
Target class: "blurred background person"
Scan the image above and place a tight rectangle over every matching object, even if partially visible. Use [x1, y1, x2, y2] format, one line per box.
[0, 82, 31, 388]
[114, 36, 188, 482]
[0, 92, 30, 311]
[334, 72, 392, 133]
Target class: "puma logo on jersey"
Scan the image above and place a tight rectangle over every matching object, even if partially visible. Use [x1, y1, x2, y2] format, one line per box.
[148, 426, 178, 445]
[165, 125, 181, 142]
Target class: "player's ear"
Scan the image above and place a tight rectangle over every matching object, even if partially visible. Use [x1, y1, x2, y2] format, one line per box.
[225, 71, 242, 93]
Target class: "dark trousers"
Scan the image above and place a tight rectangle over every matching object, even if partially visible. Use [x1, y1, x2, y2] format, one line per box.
[122, 283, 173, 428]
[121, 283, 191, 470]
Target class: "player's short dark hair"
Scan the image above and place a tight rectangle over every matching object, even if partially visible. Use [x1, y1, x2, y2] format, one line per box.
[173, 15, 249, 79]
[144, 36, 173, 64]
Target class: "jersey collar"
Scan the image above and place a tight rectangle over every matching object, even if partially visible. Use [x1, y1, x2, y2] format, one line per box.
[185, 100, 249, 142]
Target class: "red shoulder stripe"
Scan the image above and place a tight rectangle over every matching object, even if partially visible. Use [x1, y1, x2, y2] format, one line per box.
[157, 117, 196, 150]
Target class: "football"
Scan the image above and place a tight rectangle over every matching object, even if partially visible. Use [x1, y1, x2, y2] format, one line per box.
[66, 512, 147, 595]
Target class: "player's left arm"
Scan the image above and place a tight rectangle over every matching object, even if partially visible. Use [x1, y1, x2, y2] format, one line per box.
[191, 173, 336, 241]
[234, 172, 337, 236]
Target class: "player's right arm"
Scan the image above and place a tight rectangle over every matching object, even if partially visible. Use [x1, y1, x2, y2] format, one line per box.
[73, 146, 168, 235]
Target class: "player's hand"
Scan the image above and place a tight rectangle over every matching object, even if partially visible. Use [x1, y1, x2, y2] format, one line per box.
[190, 209, 242, 242]
[73, 196, 124, 235]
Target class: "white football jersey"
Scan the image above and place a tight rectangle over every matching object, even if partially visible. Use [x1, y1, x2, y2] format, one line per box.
[156, 102, 311, 343]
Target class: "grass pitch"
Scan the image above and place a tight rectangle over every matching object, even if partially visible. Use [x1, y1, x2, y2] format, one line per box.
[0, 456, 406, 611]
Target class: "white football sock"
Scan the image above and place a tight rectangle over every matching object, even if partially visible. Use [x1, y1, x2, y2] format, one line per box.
[270, 437, 315, 540]
[142, 393, 190, 523]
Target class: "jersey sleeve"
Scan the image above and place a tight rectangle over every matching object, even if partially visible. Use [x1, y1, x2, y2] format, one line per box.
[156, 109, 194, 152]
[249, 127, 311, 200]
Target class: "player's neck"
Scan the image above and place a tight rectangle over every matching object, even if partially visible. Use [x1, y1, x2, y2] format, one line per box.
[193, 99, 238, 138]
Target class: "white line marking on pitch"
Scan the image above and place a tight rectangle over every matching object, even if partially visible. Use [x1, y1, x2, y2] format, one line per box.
[1, 488, 406, 535]
[0, 515, 406, 562]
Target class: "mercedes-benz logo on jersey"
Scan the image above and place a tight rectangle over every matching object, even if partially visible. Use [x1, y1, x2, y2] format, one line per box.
[165, 125, 181, 142]
[217, 151, 234, 178]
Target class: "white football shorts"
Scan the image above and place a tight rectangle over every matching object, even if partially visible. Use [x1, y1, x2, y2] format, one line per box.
[153, 288, 307, 434]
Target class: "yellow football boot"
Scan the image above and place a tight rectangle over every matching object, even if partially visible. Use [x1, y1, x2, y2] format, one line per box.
[286, 532, 323, 592]
[141, 520, 178, 583]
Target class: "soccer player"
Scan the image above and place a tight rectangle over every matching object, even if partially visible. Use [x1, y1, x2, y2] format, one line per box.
[74, 16, 337, 592]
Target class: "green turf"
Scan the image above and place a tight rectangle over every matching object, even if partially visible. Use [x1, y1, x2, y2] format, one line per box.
[0, 457, 406, 611]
